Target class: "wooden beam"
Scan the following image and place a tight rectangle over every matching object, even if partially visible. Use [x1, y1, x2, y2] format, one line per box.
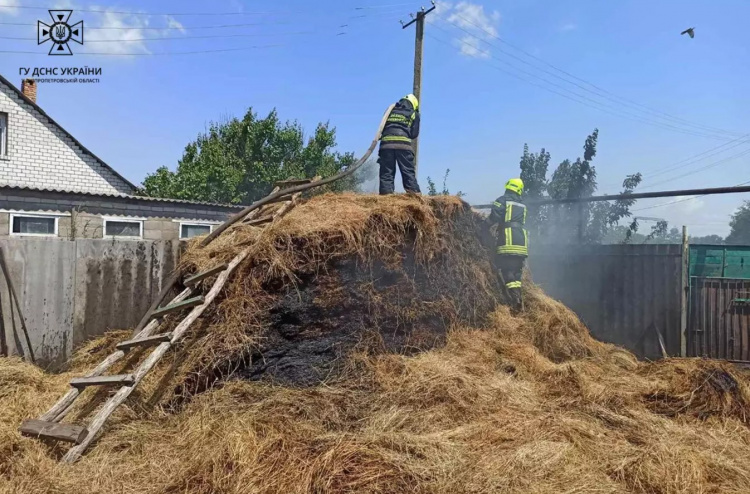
[130, 271, 183, 338]
[37, 287, 193, 424]
[274, 178, 311, 187]
[151, 296, 205, 319]
[0, 247, 35, 363]
[62, 248, 251, 463]
[183, 264, 227, 287]
[116, 333, 172, 351]
[70, 374, 135, 388]
[680, 226, 689, 357]
[265, 194, 293, 204]
[244, 216, 274, 227]
[20, 419, 88, 444]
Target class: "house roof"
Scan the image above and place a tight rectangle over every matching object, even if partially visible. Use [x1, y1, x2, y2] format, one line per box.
[0, 185, 246, 210]
[0, 74, 138, 193]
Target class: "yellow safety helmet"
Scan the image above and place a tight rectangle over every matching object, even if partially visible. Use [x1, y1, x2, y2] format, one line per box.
[505, 178, 524, 195]
[404, 94, 419, 110]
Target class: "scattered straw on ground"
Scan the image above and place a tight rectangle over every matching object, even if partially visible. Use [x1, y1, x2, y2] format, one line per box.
[2, 194, 750, 494]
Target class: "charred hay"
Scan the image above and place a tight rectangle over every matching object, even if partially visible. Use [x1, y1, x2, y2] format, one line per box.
[2, 193, 750, 493]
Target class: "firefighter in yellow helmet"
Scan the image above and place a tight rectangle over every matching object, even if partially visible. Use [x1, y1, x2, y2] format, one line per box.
[488, 178, 528, 313]
[378, 94, 421, 195]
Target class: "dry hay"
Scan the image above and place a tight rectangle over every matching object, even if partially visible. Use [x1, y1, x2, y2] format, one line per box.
[2, 193, 750, 493]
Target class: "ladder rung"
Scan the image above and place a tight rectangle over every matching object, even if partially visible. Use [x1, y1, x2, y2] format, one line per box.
[70, 374, 135, 388]
[274, 178, 311, 187]
[151, 296, 205, 318]
[116, 333, 172, 351]
[20, 419, 88, 444]
[244, 216, 274, 227]
[183, 264, 228, 286]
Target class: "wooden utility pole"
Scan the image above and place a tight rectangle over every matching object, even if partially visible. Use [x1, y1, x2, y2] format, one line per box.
[401, 1, 436, 177]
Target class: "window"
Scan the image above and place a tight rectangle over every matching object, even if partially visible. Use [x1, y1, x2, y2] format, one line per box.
[10, 214, 58, 236]
[103, 217, 143, 239]
[0, 112, 7, 157]
[180, 222, 213, 239]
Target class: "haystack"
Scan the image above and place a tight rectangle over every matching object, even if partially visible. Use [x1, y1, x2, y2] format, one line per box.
[2, 193, 750, 494]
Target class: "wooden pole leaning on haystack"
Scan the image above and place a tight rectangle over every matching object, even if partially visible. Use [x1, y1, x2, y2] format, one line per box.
[21, 104, 395, 463]
[0, 247, 35, 363]
[130, 103, 396, 338]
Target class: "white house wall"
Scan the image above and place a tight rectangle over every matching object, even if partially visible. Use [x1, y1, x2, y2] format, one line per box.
[0, 82, 133, 195]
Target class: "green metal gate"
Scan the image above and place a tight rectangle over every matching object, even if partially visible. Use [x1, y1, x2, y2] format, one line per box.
[689, 245, 750, 361]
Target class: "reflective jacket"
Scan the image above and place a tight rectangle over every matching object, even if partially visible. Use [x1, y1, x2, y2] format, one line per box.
[489, 191, 528, 257]
[380, 98, 420, 151]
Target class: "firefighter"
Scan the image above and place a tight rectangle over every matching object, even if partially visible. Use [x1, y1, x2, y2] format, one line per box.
[488, 178, 528, 313]
[378, 94, 421, 195]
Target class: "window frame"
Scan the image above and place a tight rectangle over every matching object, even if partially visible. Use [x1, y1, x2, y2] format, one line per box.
[9, 213, 60, 237]
[176, 221, 216, 240]
[102, 216, 145, 240]
[0, 111, 8, 158]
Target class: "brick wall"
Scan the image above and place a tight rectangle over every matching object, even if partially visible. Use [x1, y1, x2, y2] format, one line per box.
[0, 81, 134, 195]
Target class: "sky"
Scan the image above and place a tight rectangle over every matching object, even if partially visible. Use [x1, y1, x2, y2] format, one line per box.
[0, 0, 748, 237]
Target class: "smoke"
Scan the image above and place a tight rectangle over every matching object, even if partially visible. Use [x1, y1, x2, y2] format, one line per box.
[355, 159, 380, 194]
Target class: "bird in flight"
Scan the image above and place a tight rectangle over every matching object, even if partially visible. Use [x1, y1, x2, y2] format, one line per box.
[681, 27, 695, 38]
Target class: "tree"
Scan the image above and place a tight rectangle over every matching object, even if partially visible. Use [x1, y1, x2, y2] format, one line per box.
[691, 234, 724, 245]
[426, 169, 464, 197]
[727, 201, 750, 245]
[520, 129, 642, 245]
[140, 108, 362, 204]
[519, 144, 550, 238]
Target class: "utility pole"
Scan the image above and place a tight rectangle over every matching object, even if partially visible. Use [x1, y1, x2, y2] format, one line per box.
[401, 1, 436, 177]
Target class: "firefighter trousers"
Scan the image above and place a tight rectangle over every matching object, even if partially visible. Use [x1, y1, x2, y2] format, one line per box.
[496, 254, 525, 312]
[378, 148, 421, 195]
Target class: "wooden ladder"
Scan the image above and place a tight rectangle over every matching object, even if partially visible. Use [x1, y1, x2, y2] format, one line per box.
[19, 181, 314, 463]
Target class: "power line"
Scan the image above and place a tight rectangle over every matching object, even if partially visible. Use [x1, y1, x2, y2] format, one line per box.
[445, 12, 743, 138]
[0, 3, 410, 16]
[474, 184, 750, 209]
[599, 134, 750, 190]
[425, 27, 730, 141]
[630, 180, 750, 212]
[438, 16, 739, 140]
[0, 42, 294, 56]
[637, 146, 750, 190]
[0, 31, 317, 42]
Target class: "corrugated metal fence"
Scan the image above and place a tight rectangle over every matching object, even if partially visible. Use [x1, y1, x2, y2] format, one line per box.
[0, 238, 180, 369]
[529, 244, 683, 360]
[688, 245, 750, 361]
[688, 278, 750, 360]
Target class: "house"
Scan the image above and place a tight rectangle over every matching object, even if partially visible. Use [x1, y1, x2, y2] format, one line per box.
[0, 76, 242, 240]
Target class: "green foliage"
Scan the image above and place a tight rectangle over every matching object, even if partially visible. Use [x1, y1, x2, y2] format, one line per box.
[426, 169, 464, 197]
[520, 129, 642, 245]
[604, 221, 724, 245]
[519, 144, 550, 238]
[692, 234, 725, 245]
[140, 108, 361, 204]
[727, 201, 750, 245]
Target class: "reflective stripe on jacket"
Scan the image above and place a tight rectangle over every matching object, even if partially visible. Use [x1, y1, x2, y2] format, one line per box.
[489, 193, 528, 257]
[380, 98, 420, 150]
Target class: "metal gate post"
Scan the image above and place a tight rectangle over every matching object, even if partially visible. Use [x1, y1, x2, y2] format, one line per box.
[680, 226, 689, 357]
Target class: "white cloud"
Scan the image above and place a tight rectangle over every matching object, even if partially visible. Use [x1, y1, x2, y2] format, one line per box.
[434, 2, 500, 59]
[456, 35, 488, 58]
[166, 16, 185, 33]
[0, 0, 21, 16]
[560, 23, 577, 32]
[51, 1, 187, 56]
